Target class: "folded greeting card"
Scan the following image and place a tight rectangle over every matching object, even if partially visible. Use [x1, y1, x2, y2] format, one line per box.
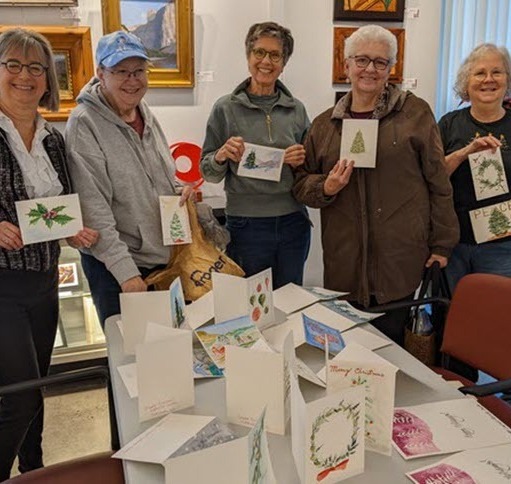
[304, 286, 347, 301]
[470, 199, 511, 243]
[303, 313, 346, 355]
[185, 290, 214, 330]
[193, 345, 223, 378]
[273, 283, 320, 315]
[237, 143, 285, 182]
[469, 147, 509, 201]
[159, 196, 192, 245]
[15, 193, 83, 245]
[169, 277, 186, 328]
[320, 300, 383, 325]
[340, 119, 379, 168]
[393, 398, 511, 460]
[406, 443, 511, 483]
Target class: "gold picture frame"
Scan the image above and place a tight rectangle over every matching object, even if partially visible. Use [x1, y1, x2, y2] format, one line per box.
[333, 0, 405, 22]
[333, 27, 405, 84]
[0, 25, 94, 122]
[0, 0, 76, 5]
[101, 0, 195, 88]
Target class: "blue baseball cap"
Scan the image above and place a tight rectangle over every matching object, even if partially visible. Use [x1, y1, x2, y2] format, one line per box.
[96, 31, 149, 68]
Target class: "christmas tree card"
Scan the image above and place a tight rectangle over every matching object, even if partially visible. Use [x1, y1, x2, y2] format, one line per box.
[406, 443, 511, 484]
[326, 343, 398, 455]
[469, 147, 509, 201]
[291, 377, 365, 483]
[237, 143, 285, 182]
[169, 277, 187, 328]
[469, 200, 511, 243]
[15, 193, 83, 245]
[159, 196, 192, 245]
[393, 398, 511, 460]
[212, 269, 275, 329]
[120, 290, 172, 355]
[225, 331, 294, 435]
[339, 119, 379, 168]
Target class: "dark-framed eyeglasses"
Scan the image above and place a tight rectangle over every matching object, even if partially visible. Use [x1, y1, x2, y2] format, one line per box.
[349, 55, 390, 71]
[0, 60, 48, 77]
[104, 67, 149, 80]
[251, 48, 283, 63]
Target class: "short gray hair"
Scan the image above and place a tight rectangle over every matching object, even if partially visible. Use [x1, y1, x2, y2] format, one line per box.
[245, 22, 294, 65]
[344, 25, 397, 66]
[0, 28, 59, 112]
[454, 43, 511, 101]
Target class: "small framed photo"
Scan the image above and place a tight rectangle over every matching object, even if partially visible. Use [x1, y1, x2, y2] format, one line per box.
[334, 0, 405, 22]
[58, 262, 79, 288]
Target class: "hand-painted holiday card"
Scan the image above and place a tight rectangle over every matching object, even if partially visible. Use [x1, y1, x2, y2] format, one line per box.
[469, 147, 509, 201]
[303, 313, 346, 355]
[159, 195, 192, 245]
[195, 316, 263, 369]
[340, 119, 379, 168]
[470, 200, 511, 243]
[119, 290, 172, 355]
[193, 345, 223, 378]
[136, 327, 194, 422]
[169, 277, 187, 328]
[237, 143, 285, 182]
[291, 379, 365, 484]
[393, 398, 511, 460]
[15, 193, 83, 245]
[304, 286, 348, 301]
[406, 443, 511, 484]
[326, 343, 398, 455]
[225, 331, 294, 435]
[321, 299, 383, 325]
[212, 269, 275, 329]
[273, 283, 320, 315]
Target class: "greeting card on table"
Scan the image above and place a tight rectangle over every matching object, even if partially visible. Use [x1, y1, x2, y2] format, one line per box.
[225, 332, 294, 434]
[273, 283, 320, 315]
[470, 200, 511, 243]
[406, 443, 511, 484]
[159, 195, 192, 245]
[195, 316, 263, 369]
[169, 277, 186, 328]
[393, 398, 511, 460]
[237, 143, 285, 182]
[469, 147, 509, 201]
[120, 291, 172, 355]
[212, 269, 274, 328]
[340, 119, 379, 168]
[193, 345, 223, 378]
[304, 286, 347, 301]
[326, 343, 398, 455]
[185, 290, 214, 330]
[321, 299, 383, 325]
[303, 313, 346, 355]
[15, 193, 83, 245]
[291, 377, 365, 484]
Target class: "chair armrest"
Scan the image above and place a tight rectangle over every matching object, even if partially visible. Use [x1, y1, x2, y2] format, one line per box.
[364, 296, 450, 313]
[459, 378, 511, 397]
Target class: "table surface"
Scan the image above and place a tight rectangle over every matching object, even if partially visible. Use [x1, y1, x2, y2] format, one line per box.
[105, 316, 464, 484]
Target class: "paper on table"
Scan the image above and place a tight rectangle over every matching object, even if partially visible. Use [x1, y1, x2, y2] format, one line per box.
[273, 283, 319, 314]
[320, 299, 383, 325]
[185, 291, 214, 330]
[144, 321, 178, 343]
[296, 357, 326, 388]
[304, 287, 348, 300]
[117, 363, 138, 398]
[193, 346, 223, 378]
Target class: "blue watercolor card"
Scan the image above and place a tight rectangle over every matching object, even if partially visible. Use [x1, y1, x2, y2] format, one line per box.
[302, 313, 345, 355]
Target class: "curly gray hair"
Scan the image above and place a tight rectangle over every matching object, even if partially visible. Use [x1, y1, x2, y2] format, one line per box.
[245, 22, 294, 65]
[454, 43, 511, 101]
[344, 24, 397, 67]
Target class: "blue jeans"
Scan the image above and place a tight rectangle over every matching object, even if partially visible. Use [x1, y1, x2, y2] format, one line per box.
[446, 240, 511, 292]
[226, 211, 311, 289]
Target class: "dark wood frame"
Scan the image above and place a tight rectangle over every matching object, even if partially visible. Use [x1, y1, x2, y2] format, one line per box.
[334, 0, 405, 22]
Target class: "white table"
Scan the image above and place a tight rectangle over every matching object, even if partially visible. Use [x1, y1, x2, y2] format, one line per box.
[105, 316, 464, 484]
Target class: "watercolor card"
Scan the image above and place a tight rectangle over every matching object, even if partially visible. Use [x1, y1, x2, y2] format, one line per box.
[339, 119, 379, 168]
[237, 143, 285, 182]
[469, 147, 509, 201]
[192, 345, 223, 378]
[303, 313, 346, 355]
[321, 299, 383, 325]
[470, 199, 511, 243]
[15, 193, 83, 245]
[169, 277, 187, 328]
[159, 195, 192, 245]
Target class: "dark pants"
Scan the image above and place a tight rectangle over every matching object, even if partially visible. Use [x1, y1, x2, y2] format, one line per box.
[0, 268, 58, 481]
[226, 211, 311, 289]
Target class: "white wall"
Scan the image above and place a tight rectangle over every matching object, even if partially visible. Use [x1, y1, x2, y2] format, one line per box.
[0, 0, 443, 285]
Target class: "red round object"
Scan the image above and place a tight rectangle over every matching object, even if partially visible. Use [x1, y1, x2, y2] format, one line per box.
[170, 142, 203, 185]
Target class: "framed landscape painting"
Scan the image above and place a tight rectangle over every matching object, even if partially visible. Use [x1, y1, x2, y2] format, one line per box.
[101, 0, 194, 88]
[333, 27, 405, 84]
[334, 0, 405, 21]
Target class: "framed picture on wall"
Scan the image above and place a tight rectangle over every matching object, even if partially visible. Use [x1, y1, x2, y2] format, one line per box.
[0, 26, 94, 122]
[101, 0, 195, 88]
[332, 27, 405, 84]
[334, 0, 405, 22]
[0, 0, 76, 5]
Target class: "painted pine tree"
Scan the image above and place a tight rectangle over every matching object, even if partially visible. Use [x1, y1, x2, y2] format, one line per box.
[174, 297, 185, 327]
[350, 130, 366, 154]
[488, 208, 511, 237]
[170, 212, 186, 242]
[244, 150, 257, 169]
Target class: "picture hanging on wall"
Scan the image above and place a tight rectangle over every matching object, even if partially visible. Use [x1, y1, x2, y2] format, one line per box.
[0, 0, 76, 5]
[334, 0, 405, 22]
[101, 0, 195, 88]
[0, 26, 94, 122]
[333, 27, 405, 84]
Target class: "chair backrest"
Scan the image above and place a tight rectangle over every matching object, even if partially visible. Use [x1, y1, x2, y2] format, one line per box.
[441, 273, 511, 380]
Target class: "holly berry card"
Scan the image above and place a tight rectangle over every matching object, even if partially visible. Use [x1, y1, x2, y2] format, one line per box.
[339, 119, 379, 168]
[159, 195, 192, 245]
[15, 193, 83, 245]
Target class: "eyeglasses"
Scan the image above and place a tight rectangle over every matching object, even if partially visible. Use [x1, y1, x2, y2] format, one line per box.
[472, 69, 507, 81]
[349, 55, 390, 71]
[251, 48, 283, 63]
[0, 60, 48, 77]
[104, 68, 149, 80]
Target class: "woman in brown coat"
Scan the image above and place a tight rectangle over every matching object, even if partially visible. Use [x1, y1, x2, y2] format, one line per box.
[293, 25, 459, 345]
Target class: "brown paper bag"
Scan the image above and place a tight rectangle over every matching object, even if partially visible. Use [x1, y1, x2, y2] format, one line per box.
[145, 200, 244, 300]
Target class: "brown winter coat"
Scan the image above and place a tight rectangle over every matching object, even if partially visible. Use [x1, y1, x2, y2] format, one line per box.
[293, 85, 459, 306]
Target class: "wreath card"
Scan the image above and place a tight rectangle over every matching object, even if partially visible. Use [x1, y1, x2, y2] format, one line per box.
[159, 196, 192, 245]
[15, 193, 83, 245]
[469, 148, 509, 201]
[469, 200, 511, 243]
[393, 398, 511, 460]
[406, 443, 511, 484]
[339, 119, 379, 168]
[237, 143, 285, 182]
